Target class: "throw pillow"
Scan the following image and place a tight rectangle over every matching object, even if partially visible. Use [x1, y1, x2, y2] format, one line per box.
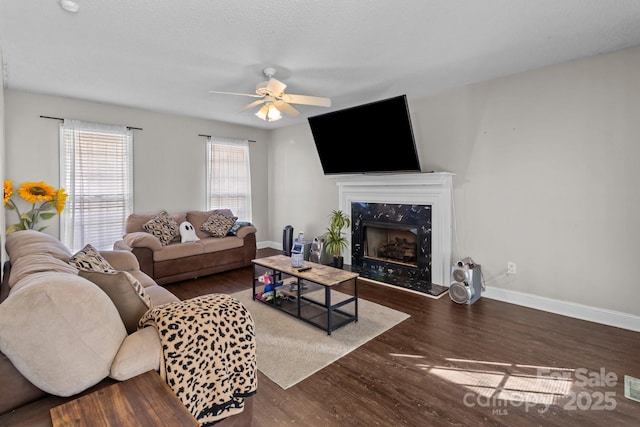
[227, 220, 253, 236]
[68, 244, 115, 272]
[200, 212, 238, 238]
[142, 210, 180, 246]
[79, 270, 152, 334]
[179, 221, 200, 243]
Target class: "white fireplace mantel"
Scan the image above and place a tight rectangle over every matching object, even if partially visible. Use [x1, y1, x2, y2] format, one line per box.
[335, 172, 454, 286]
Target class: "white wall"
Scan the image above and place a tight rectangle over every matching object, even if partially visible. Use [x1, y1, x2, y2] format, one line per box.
[267, 46, 640, 319]
[3, 91, 270, 243]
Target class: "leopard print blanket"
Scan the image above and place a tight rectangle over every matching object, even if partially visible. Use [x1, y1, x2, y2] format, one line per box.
[139, 293, 257, 426]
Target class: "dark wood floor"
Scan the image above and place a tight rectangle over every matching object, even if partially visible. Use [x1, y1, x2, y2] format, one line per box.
[165, 248, 640, 427]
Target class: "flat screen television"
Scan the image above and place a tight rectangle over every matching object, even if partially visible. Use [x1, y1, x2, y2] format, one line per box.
[308, 95, 421, 175]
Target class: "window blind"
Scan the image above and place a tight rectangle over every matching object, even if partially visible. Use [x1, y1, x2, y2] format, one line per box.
[206, 137, 252, 221]
[60, 120, 133, 252]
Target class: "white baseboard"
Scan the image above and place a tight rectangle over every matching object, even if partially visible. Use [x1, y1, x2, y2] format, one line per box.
[257, 241, 280, 250]
[255, 243, 640, 332]
[483, 286, 640, 332]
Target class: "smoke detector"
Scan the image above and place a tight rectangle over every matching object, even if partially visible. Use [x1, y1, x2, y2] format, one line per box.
[60, 0, 80, 13]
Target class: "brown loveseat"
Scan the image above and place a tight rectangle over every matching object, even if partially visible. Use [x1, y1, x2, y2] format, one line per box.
[114, 210, 257, 285]
[0, 230, 255, 426]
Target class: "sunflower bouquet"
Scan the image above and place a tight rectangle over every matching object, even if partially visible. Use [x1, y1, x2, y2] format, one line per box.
[3, 180, 67, 234]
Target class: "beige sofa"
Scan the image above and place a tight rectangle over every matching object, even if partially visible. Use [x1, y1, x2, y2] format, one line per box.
[114, 210, 257, 285]
[0, 230, 254, 426]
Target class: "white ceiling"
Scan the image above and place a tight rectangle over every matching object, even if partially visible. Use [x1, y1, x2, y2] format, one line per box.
[2, 0, 640, 130]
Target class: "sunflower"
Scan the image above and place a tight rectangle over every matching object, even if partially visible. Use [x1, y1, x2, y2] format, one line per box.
[3, 180, 13, 206]
[17, 181, 56, 204]
[55, 188, 68, 214]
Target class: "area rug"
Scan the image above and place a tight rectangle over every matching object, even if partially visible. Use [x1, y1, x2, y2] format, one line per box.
[231, 288, 410, 390]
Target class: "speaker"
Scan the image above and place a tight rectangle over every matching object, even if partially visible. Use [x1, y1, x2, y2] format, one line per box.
[449, 263, 482, 305]
[282, 225, 294, 256]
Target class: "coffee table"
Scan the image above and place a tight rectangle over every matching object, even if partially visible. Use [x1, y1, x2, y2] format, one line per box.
[252, 255, 359, 335]
[50, 370, 198, 426]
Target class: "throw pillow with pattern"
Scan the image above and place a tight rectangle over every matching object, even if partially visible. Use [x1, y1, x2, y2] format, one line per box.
[68, 244, 115, 272]
[227, 220, 253, 236]
[142, 210, 180, 246]
[200, 212, 238, 237]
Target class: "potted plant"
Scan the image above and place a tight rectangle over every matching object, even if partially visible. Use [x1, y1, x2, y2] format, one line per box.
[324, 209, 351, 269]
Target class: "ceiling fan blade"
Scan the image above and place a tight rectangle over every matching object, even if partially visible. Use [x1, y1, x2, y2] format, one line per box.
[266, 78, 287, 96]
[239, 99, 265, 112]
[281, 93, 331, 107]
[208, 90, 263, 98]
[274, 100, 300, 117]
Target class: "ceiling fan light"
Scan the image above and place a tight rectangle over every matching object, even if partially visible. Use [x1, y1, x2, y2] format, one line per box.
[267, 104, 282, 121]
[255, 105, 269, 120]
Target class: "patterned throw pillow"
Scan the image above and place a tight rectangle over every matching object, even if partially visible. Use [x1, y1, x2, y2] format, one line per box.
[68, 244, 115, 272]
[200, 212, 238, 237]
[142, 210, 180, 246]
[227, 220, 252, 236]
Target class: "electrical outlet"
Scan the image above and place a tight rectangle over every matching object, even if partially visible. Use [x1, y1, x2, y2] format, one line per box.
[507, 261, 517, 275]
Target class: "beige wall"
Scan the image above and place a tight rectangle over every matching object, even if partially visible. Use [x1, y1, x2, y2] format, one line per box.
[0, 49, 5, 262]
[267, 46, 640, 318]
[3, 91, 270, 243]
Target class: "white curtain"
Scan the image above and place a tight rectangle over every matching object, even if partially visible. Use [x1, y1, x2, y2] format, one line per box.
[206, 136, 252, 221]
[59, 119, 133, 251]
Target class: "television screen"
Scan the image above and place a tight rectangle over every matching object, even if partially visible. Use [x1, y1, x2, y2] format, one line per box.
[308, 95, 421, 175]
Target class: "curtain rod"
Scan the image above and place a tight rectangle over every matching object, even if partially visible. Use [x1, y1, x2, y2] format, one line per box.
[40, 115, 143, 131]
[198, 134, 256, 143]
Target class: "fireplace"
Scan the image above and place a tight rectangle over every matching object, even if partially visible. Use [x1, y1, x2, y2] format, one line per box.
[335, 172, 453, 297]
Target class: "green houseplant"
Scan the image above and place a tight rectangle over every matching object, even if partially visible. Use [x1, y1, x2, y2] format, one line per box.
[324, 209, 351, 268]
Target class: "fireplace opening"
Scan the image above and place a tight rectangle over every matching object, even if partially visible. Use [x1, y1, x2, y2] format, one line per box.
[363, 222, 418, 268]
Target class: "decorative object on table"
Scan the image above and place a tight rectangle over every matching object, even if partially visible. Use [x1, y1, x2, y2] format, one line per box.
[3, 180, 67, 234]
[324, 209, 351, 269]
[290, 241, 304, 267]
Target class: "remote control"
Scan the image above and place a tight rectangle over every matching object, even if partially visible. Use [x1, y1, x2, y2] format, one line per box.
[298, 266, 312, 272]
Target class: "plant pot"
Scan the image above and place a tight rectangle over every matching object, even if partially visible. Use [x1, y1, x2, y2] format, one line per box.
[332, 256, 344, 269]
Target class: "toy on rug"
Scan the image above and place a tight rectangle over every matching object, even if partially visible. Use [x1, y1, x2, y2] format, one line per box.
[257, 272, 284, 302]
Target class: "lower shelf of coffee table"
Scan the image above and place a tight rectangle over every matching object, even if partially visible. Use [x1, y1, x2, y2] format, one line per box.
[253, 281, 357, 335]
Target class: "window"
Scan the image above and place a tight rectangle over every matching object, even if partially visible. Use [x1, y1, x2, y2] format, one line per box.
[60, 120, 133, 252]
[206, 137, 252, 221]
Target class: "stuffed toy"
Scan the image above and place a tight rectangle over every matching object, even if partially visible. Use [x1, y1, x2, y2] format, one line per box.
[179, 221, 200, 243]
[257, 272, 284, 301]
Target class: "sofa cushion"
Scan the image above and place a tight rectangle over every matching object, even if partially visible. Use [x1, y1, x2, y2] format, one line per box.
[199, 236, 244, 253]
[125, 212, 187, 234]
[143, 211, 180, 246]
[152, 241, 204, 262]
[143, 284, 181, 306]
[200, 212, 238, 238]
[79, 270, 152, 334]
[0, 274, 127, 397]
[68, 244, 116, 272]
[109, 327, 161, 381]
[8, 253, 79, 289]
[5, 230, 72, 262]
[122, 231, 163, 251]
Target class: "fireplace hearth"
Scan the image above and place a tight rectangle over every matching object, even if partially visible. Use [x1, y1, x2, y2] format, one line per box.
[351, 202, 447, 297]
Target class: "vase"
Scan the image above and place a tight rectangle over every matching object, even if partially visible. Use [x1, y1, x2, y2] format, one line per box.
[332, 256, 344, 269]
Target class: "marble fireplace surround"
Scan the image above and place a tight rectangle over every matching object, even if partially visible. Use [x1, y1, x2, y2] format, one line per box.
[336, 172, 453, 287]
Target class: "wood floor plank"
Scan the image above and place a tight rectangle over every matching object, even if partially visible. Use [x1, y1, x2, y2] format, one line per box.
[164, 248, 640, 426]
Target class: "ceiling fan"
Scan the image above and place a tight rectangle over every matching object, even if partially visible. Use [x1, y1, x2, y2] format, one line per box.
[209, 67, 331, 122]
